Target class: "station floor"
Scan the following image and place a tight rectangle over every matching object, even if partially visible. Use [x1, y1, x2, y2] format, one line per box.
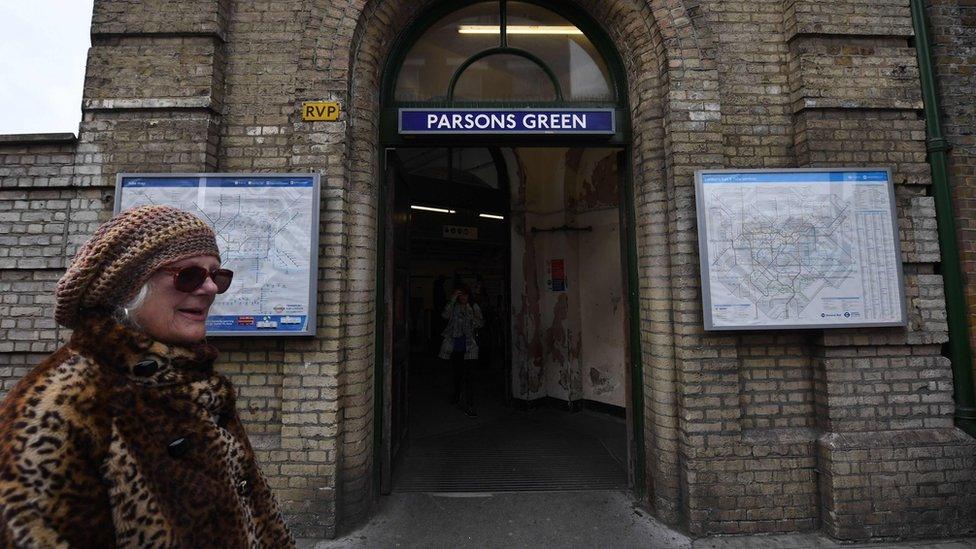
[299, 490, 976, 549]
[301, 355, 976, 548]
[392, 355, 627, 493]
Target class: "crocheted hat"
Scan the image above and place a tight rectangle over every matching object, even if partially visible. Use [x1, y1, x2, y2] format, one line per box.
[55, 205, 221, 328]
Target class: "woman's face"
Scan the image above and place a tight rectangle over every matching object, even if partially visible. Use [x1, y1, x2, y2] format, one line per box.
[132, 255, 221, 345]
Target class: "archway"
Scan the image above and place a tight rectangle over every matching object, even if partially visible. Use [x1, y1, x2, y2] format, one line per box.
[333, 0, 722, 531]
[374, 0, 644, 502]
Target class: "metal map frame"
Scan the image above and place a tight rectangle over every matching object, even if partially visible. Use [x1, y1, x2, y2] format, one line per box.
[115, 172, 321, 337]
[695, 167, 908, 331]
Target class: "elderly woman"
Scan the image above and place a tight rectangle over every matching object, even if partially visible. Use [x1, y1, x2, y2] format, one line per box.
[0, 205, 294, 548]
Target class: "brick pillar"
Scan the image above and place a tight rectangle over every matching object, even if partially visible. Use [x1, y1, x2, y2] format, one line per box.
[787, 0, 976, 539]
[926, 0, 976, 389]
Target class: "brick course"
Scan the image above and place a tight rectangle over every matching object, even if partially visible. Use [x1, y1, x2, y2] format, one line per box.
[927, 0, 976, 382]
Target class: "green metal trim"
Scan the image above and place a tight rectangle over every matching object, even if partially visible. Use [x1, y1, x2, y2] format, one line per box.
[622, 148, 647, 499]
[910, 0, 976, 437]
[926, 137, 952, 154]
[372, 148, 388, 492]
[447, 47, 565, 101]
[500, 0, 508, 48]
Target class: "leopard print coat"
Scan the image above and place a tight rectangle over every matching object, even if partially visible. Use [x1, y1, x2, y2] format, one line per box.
[0, 314, 295, 548]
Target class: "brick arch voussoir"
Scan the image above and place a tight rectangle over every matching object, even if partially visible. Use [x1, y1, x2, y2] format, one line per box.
[344, 0, 720, 188]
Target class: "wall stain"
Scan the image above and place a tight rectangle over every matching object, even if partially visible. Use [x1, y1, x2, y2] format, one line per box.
[514, 153, 544, 396]
[546, 294, 584, 399]
[588, 367, 619, 396]
[567, 327, 583, 399]
[511, 148, 622, 404]
[547, 292, 569, 393]
[580, 154, 619, 210]
[568, 150, 619, 212]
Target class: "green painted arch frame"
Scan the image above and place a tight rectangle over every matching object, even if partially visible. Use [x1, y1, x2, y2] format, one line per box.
[373, 0, 646, 501]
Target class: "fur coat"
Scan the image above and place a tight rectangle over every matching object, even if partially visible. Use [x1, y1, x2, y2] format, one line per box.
[0, 314, 295, 548]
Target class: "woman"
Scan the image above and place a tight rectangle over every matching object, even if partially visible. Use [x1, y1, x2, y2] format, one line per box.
[438, 285, 483, 417]
[0, 205, 294, 548]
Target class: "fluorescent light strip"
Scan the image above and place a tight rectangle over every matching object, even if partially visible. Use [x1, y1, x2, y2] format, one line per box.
[479, 213, 505, 220]
[458, 25, 583, 35]
[411, 205, 456, 214]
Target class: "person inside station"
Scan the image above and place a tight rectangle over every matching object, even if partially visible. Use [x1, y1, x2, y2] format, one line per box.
[438, 284, 484, 417]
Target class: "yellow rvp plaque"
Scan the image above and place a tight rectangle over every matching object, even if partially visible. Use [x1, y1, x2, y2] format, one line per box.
[301, 101, 341, 121]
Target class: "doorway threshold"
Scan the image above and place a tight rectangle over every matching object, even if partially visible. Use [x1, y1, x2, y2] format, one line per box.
[392, 409, 626, 493]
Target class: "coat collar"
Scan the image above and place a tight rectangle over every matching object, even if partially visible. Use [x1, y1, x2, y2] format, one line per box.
[68, 312, 219, 383]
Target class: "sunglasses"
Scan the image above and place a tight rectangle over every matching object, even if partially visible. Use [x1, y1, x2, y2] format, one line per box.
[159, 265, 234, 294]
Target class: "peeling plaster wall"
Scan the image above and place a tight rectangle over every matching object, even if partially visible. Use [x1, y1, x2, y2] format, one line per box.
[510, 147, 624, 406]
[573, 149, 625, 407]
[578, 210, 625, 407]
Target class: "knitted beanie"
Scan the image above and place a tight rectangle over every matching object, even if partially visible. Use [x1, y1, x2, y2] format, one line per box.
[55, 205, 221, 329]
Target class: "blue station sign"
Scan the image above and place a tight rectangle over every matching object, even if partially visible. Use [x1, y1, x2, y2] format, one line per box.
[399, 108, 615, 135]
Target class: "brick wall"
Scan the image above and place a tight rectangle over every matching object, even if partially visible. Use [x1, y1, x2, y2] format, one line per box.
[786, 0, 975, 539]
[0, 134, 100, 394]
[927, 0, 976, 379]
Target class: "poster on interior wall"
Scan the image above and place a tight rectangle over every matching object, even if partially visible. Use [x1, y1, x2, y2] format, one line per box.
[695, 168, 907, 330]
[548, 259, 566, 292]
[115, 173, 320, 336]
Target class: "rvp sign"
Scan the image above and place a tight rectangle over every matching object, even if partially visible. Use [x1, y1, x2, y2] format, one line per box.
[301, 101, 341, 121]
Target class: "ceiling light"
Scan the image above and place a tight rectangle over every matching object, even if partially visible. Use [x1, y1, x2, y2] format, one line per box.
[479, 213, 505, 220]
[458, 25, 583, 35]
[411, 205, 455, 214]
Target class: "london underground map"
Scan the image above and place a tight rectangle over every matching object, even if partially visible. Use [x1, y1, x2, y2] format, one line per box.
[117, 174, 320, 336]
[695, 169, 906, 330]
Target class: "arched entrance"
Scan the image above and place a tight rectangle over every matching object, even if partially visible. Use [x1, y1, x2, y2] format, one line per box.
[373, 0, 645, 498]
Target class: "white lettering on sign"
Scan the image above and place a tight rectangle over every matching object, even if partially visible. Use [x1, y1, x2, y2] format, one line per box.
[423, 113, 588, 131]
[521, 113, 587, 130]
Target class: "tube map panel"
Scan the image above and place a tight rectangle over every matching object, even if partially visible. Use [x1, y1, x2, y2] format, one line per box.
[695, 169, 906, 330]
[117, 174, 320, 336]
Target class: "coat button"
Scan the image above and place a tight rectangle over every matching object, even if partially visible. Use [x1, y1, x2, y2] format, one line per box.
[237, 479, 252, 496]
[167, 437, 190, 457]
[133, 359, 159, 377]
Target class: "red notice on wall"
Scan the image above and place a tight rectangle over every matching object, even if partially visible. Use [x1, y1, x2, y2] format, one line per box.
[548, 259, 566, 292]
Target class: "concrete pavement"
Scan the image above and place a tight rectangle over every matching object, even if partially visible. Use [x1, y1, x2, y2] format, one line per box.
[298, 490, 976, 549]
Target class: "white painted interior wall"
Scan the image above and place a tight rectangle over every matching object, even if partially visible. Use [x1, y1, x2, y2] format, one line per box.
[510, 147, 625, 406]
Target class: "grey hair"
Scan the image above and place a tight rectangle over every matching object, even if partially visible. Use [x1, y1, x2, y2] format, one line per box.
[113, 281, 153, 330]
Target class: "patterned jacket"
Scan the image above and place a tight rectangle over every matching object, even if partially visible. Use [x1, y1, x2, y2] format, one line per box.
[0, 314, 294, 548]
[438, 301, 484, 360]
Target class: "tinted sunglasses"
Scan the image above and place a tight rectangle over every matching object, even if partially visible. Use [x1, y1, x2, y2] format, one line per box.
[159, 265, 234, 294]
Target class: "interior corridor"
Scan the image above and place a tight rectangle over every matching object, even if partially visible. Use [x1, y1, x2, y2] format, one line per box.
[385, 146, 630, 494]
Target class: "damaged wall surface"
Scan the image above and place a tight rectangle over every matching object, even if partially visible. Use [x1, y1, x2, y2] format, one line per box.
[510, 147, 625, 407]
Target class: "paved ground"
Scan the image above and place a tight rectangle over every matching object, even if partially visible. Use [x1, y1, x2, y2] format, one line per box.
[298, 490, 976, 549]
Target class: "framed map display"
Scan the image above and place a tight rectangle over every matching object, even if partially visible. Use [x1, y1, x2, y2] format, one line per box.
[116, 173, 320, 336]
[695, 168, 907, 330]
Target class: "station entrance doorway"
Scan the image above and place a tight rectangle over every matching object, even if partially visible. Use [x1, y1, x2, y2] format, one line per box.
[374, 0, 642, 497]
[378, 146, 635, 493]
